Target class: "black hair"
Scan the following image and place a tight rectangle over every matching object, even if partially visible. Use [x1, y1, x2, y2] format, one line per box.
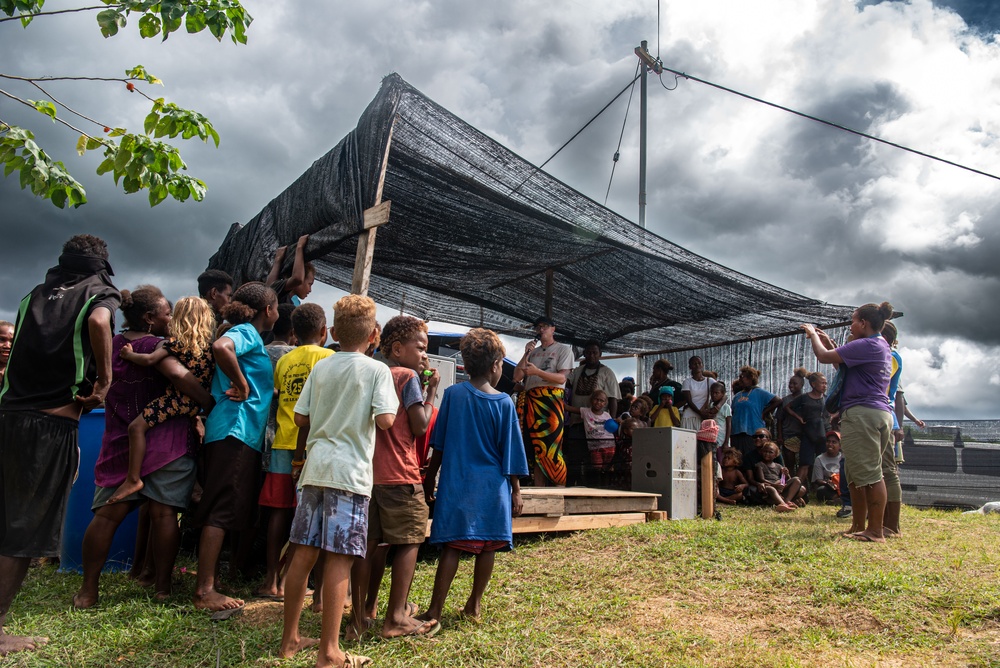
[272, 303, 296, 337]
[220, 282, 277, 325]
[855, 301, 894, 333]
[119, 285, 165, 330]
[63, 234, 108, 260]
[291, 303, 326, 341]
[197, 269, 234, 298]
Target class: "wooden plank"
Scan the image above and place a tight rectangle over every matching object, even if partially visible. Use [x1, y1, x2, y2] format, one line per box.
[645, 510, 667, 522]
[520, 487, 659, 499]
[512, 512, 647, 534]
[520, 495, 565, 516]
[563, 495, 658, 514]
[350, 227, 378, 296]
[350, 119, 394, 296]
[363, 200, 392, 230]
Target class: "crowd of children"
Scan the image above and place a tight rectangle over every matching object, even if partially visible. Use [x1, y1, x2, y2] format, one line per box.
[1, 239, 917, 666]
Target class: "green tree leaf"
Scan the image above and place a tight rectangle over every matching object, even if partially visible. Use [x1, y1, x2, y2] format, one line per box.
[96, 8, 125, 38]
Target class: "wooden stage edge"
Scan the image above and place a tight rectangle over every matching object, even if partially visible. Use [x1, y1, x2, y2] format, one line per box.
[426, 487, 666, 536]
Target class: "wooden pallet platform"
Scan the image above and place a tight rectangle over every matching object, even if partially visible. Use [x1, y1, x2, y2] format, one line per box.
[516, 487, 662, 533]
[426, 487, 663, 536]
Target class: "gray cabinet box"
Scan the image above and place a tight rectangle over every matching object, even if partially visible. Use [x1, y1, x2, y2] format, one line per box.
[631, 427, 698, 520]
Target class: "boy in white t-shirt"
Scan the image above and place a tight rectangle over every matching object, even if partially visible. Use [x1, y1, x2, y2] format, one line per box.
[280, 295, 399, 668]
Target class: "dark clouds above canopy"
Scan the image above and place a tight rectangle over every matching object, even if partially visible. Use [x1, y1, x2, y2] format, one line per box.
[2, 0, 999, 416]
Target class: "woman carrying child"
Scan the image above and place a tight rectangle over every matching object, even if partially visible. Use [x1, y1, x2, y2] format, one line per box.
[74, 287, 211, 608]
[107, 297, 216, 504]
[420, 328, 529, 623]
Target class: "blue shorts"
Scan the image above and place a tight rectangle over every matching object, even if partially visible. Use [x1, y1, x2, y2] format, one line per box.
[289, 485, 369, 557]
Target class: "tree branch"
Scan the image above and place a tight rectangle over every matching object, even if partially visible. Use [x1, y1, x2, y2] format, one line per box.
[0, 73, 156, 103]
[0, 88, 100, 140]
[0, 6, 108, 24]
[25, 80, 108, 130]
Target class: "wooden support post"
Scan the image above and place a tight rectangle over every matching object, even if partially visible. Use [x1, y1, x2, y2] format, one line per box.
[701, 451, 714, 519]
[351, 122, 395, 296]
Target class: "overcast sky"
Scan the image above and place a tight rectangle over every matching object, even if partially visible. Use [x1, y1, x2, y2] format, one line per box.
[2, 0, 999, 418]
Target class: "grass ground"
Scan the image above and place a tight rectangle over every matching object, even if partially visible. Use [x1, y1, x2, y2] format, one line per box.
[4, 505, 1000, 667]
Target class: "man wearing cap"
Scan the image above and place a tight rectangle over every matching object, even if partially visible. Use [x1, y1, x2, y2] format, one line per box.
[513, 316, 575, 487]
[0, 234, 120, 656]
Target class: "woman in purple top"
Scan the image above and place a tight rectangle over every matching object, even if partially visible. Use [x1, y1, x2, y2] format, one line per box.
[801, 301, 894, 543]
[73, 286, 214, 608]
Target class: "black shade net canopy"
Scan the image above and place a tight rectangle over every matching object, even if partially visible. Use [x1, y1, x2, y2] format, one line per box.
[209, 73, 853, 354]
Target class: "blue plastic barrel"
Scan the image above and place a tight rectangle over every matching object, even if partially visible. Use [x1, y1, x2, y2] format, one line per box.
[59, 409, 139, 573]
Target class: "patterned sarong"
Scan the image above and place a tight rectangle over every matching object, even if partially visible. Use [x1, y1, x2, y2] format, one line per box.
[519, 386, 567, 486]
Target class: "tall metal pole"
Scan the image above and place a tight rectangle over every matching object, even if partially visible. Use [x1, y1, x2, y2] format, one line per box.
[638, 40, 648, 229]
[634, 41, 661, 230]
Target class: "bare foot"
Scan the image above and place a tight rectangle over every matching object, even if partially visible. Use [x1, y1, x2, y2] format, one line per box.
[108, 478, 144, 504]
[193, 590, 244, 612]
[135, 571, 155, 588]
[154, 590, 170, 602]
[343, 616, 373, 642]
[845, 531, 886, 544]
[0, 633, 49, 656]
[461, 602, 481, 619]
[381, 616, 440, 639]
[279, 635, 318, 659]
[72, 591, 98, 609]
[774, 504, 794, 513]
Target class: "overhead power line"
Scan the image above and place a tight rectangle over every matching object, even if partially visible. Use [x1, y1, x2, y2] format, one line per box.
[656, 64, 1000, 183]
[511, 71, 642, 196]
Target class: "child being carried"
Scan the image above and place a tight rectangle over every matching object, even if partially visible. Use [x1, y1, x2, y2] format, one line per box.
[108, 297, 215, 504]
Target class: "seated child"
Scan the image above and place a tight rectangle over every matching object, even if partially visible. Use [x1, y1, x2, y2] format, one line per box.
[257, 303, 333, 600]
[108, 296, 215, 504]
[280, 295, 399, 667]
[566, 389, 616, 471]
[812, 430, 843, 503]
[754, 441, 805, 512]
[716, 447, 748, 504]
[418, 328, 529, 622]
[649, 386, 681, 428]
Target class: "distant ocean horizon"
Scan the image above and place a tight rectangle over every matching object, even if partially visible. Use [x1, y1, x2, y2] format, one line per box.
[919, 420, 1000, 442]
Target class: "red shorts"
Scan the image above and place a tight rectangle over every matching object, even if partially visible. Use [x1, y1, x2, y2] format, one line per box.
[258, 472, 297, 509]
[448, 540, 508, 554]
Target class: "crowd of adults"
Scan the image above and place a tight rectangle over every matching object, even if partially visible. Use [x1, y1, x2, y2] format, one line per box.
[512, 308, 921, 542]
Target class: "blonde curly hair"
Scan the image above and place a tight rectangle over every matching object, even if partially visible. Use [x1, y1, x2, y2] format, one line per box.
[169, 297, 215, 355]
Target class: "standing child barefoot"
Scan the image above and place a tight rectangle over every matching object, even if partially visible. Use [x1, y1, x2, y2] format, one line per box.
[279, 295, 400, 667]
[107, 297, 215, 504]
[418, 328, 529, 623]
